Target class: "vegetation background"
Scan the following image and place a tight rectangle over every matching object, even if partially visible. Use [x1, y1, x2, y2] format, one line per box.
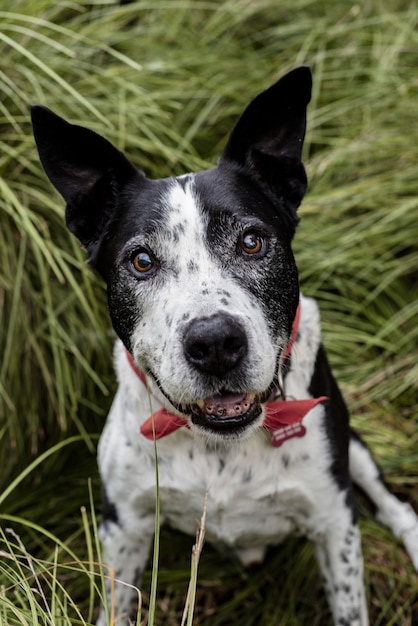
[0, 0, 417, 624]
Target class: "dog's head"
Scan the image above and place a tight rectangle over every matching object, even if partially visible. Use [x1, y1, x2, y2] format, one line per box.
[32, 66, 311, 440]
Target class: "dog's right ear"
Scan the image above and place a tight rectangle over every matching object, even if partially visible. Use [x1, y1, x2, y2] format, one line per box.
[31, 106, 140, 256]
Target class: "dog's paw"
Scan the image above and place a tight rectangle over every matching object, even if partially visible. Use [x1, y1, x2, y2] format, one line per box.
[377, 499, 418, 570]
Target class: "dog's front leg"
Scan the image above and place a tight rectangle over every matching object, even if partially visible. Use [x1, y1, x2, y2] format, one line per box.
[314, 514, 368, 626]
[96, 511, 155, 626]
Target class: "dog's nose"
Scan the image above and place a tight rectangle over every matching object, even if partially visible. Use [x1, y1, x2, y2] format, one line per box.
[184, 314, 248, 377]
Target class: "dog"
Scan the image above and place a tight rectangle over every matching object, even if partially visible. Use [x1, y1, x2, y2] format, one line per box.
[32, 66, 418, 625]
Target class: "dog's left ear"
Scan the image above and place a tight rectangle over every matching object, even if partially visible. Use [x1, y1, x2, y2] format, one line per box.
[220, 66, 312, 221]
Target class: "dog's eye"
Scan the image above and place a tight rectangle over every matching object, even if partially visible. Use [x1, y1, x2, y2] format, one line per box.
[131, 250, 154, 274]
[241, 232, 264, 256]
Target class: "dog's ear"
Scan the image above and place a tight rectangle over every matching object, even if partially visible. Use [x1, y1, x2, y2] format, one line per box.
[31, 105, 140, 256]
[220, 66, 312, 221]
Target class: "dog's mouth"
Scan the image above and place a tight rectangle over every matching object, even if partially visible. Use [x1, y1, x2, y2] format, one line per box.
[180, 387, 275, 436]
[150, 370, 278, 437]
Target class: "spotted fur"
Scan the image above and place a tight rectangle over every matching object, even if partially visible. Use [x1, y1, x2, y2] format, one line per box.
[32, 66, 418, 626]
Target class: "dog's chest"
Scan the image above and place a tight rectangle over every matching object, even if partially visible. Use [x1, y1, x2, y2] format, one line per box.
[157, 437, 320, 545]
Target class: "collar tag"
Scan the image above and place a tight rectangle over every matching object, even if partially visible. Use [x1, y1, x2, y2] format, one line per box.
[270, 423, 307, 447]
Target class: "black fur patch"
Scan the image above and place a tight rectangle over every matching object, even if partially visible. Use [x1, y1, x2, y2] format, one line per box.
[101, 484, 119, 527]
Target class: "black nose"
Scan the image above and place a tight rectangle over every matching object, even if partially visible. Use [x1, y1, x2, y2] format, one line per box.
[184, 314, 248, 377]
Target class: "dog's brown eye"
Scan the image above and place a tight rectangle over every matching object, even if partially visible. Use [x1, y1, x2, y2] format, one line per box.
[241, 232, 264, 256]
[131, 251, 154, 274]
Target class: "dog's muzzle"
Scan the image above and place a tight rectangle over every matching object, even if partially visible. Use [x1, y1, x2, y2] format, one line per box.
[181, 313, 265, 433]
[129, 301, 327, 444]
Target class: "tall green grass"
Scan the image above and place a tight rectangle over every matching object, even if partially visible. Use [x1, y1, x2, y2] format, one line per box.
[1, 1, 417, 624]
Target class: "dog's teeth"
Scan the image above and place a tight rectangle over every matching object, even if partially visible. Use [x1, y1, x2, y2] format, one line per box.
[197, 392, 257, 419]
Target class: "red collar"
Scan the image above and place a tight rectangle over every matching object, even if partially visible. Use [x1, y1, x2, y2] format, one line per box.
[126, 302, 327, 447]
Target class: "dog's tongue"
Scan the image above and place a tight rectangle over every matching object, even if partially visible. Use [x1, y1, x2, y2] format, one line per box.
[197, 392, 255, 418]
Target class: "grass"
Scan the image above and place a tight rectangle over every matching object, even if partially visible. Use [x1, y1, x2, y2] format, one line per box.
[0, 0, 417, 624]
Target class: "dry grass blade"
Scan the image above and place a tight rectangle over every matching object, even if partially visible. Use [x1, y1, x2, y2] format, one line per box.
[180, 492, 208, 626]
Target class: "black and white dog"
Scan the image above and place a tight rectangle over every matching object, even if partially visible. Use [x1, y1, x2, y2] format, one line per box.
[32, 67, 418, 625]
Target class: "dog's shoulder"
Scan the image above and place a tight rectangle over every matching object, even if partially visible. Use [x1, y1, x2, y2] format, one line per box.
[294, 296, 352, 492]
[286, 293, 321, 397]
